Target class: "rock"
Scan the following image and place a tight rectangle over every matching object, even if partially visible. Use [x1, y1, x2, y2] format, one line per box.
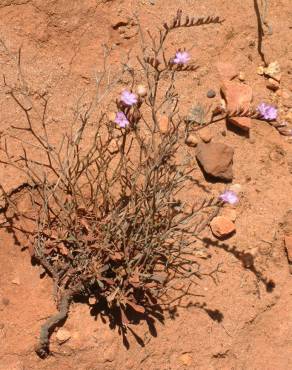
[284, 235, 292, 263]
[56, 328, 71, 344]
[207, 89, 216, 98]
[179, 353, 193, 366]
[196, 142, 234, 181]
[238, 71, 245, 81]
[185, 134, 199, 147]
[221, 80, 253, 130]
[216, 62, 237, 81]
[198, 127, 212, 143]
[11, 277, 20, 285]
[257, 66, 265, 75]
[210, 216, 236, 238]
[266, 78, 280, 91]
[221, 128, 227, 136]
[221, 81, 253, 111]
[158, 115, 169, 134]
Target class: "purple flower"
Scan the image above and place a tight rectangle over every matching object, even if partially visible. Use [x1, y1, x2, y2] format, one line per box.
[219, 190, 239, 205]
[257, 103, 278, 121]
[120, 90, 138, 106]
[173, 51, 190, 65]
[114, 112, 129, 128]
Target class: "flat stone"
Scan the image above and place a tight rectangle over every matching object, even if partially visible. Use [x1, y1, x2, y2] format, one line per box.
[221, 80, 253, 130]
[210, 216, 236, 238]
[196, 142, 234, 181]
[221, 80, 253, 111]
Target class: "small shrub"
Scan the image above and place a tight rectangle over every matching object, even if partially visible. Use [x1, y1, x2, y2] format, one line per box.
[0, 9, 223, 357]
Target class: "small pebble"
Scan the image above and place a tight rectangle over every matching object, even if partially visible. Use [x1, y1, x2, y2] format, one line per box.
[266, 78, 280, 91]
[238, 71, 245, 81]
[221, 129, 227, 136]
[179, 353, 193, 366]
[207, 90, 216, 98]
[256, 66, 265, 75]
[198, 127, 212, 143]
[210, 216, 236, 238]
[56, 328, 71, 344]
[11, 277, 20, 285]
[185, 134, 199, 147]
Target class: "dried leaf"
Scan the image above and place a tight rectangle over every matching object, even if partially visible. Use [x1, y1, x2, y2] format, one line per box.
[27, 242, 35, 257]
[120, 308, 130, 325]
[58, 242, 68, 256]
[126, 300, 145, 314]
[129, 273, 140, 287]
[80, 218, 90, 232]
[96, 280, 105, 289]
[106, 287, 119, 303]
[110, 252, 124, 261]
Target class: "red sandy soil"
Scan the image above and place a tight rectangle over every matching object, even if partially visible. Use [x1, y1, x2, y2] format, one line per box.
[0, 1, 292, 369]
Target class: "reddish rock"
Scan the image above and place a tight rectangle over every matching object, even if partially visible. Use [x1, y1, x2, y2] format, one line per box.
[284, 235, 292, 263]
[196, 142, 234, 181]
[221, 80, 253, 110]
[216, 62, 238, 81]
[210, 216, 236, 238]
[266, 78, 280, 91]
[221, 80, 253, 130]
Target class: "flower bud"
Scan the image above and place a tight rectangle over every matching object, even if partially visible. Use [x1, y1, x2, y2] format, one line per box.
[136, 84, 147, 97]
